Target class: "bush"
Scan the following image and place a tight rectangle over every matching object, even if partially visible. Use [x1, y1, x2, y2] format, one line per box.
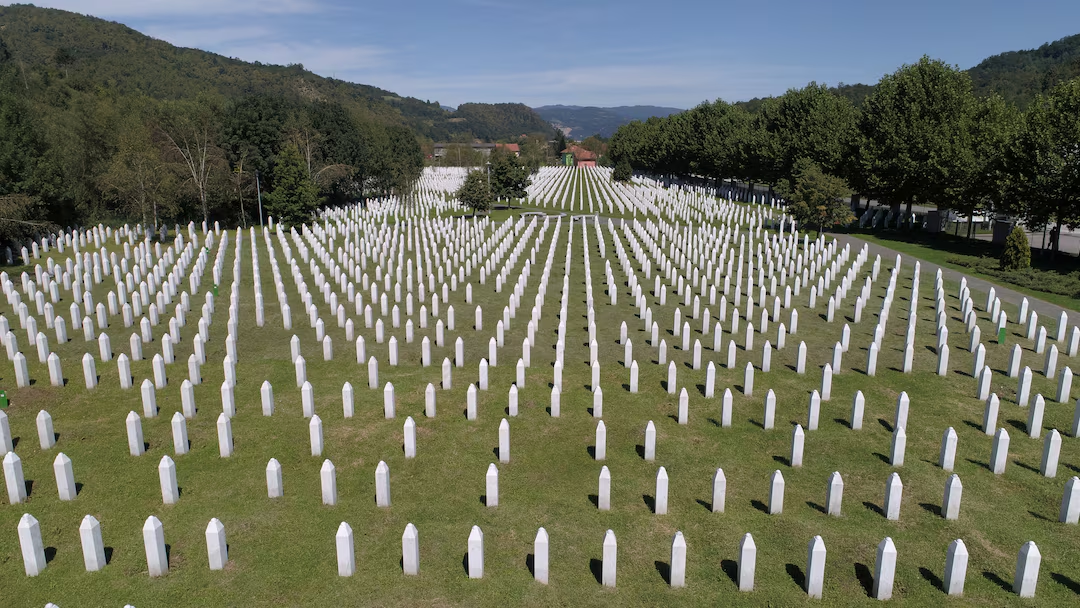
[1001, 225, 1031, 270]
[612, 159, 632, 182]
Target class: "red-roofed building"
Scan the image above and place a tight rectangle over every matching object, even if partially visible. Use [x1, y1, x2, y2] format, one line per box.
[496, 143, 520, 156]
[561, 145, 597, 167]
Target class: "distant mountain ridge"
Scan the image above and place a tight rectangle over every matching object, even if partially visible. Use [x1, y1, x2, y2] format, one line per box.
[534, 105, 683, 138]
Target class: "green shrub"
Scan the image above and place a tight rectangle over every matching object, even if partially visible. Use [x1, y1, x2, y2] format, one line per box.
[612, 159, 632, 182]
[1001, 225, 1031, 270]
[946, 253, 1080, 298]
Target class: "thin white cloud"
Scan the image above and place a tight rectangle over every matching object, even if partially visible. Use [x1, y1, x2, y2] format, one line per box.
[25, 0, 319, 17]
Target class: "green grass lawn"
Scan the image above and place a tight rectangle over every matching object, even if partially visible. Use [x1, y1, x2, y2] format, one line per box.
[850, 230, 1080, 312]
[0, 176, 1078, 606]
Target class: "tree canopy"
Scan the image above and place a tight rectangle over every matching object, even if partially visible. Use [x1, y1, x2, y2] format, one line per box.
[456, 170, 493, 216]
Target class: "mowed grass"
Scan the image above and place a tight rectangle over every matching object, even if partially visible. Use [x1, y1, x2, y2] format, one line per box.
[0, 187, 1079, 606]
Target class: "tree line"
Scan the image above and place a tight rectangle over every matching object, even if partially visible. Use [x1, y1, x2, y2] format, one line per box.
[609, 57, 1080, 256]
[0, 40, 423, 246]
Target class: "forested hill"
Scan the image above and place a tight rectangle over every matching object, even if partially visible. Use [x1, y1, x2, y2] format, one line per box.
[0, 4, 553, 142]
[534, 105, 683, 138]
[968, 33, 1080, 106]
[735, 33, 1080, 112]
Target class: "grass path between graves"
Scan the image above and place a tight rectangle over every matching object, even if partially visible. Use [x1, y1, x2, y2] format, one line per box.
[848, 232, 1080, 314]
[1, 178, 1079, 606]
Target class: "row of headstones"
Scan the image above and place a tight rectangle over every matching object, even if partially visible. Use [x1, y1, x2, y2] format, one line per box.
[14, 509, 1051, 599]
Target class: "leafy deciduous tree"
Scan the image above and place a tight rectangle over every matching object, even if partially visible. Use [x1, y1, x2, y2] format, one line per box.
[456, 169, 492, 216]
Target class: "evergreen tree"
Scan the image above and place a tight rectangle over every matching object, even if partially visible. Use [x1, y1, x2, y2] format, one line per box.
[1001, 225, 1031, 270]
[613, 159, 632, 182]
[263, 143, 319, 227]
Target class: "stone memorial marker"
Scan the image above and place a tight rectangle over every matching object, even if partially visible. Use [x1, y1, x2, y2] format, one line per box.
[337, 522, 355, 577]
[143, 516, 168, 577]
[79, 515, 107, 572]
[1014, 541, 1041, 598]
[872, 537, 897, 600]
[206, 518, 228, 570]
[468, 526, 484, 579]
[806, 536, 827, 599]
[602, 530, 617, 588]
[769, 470, 785, 514]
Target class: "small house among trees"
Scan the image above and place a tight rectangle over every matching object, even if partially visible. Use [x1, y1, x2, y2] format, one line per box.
[560, 145, 598, 167]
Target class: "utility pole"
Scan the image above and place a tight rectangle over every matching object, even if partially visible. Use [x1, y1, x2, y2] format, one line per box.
[255, 170, 264, 228]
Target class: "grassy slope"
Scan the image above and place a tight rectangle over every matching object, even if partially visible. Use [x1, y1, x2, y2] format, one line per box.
[851, 232, 1080, 312]
[0, 170, 1078, 605]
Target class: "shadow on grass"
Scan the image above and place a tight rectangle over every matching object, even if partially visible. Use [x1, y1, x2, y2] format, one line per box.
[1013, 459, 1040, 474]
[590, 558, 603, 584]
[919, 566, 943, 591]
[751, 499, 769, 514]
[854, 562, 874, 597]
[526, 553, 534, 576]
[919, 502, 942, 517]
[721, 559, 739, 585]
[982, 570, 1012, 593]
[786, 563, 805, 589]
[643, 494, 655, 512]
[1052, 572, 1080, 593]
[1029, 510, 1052, 521]
[863, 501, 884, 517]
[655, 560, 670, 584]
[807, 501, 827, 514]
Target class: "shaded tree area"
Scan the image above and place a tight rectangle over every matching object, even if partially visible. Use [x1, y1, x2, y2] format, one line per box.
[609, 56, 1080, 259]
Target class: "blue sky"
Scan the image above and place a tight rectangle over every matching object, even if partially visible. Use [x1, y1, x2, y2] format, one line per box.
[24, 0, 1080, 109]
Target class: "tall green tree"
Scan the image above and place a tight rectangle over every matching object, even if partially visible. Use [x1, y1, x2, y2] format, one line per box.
[753, 83, 858, 186]
[456, 169, 492, 216]
[100, 110, 174, 230]
[856, 57, 977, 217]
[378, 125, 424, 199]
[263, 143, 319, 227]
[488, 148, 531, 200]
[950, 93, 1021, 237]
[0, 46, 62, 243]
[1010, 78, 1080, 257]
[784, 158, 854, 237]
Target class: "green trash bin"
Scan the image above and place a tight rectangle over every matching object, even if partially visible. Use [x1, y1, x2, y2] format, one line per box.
[213, 284, 219, 297]
[0, 390, 8, 409]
